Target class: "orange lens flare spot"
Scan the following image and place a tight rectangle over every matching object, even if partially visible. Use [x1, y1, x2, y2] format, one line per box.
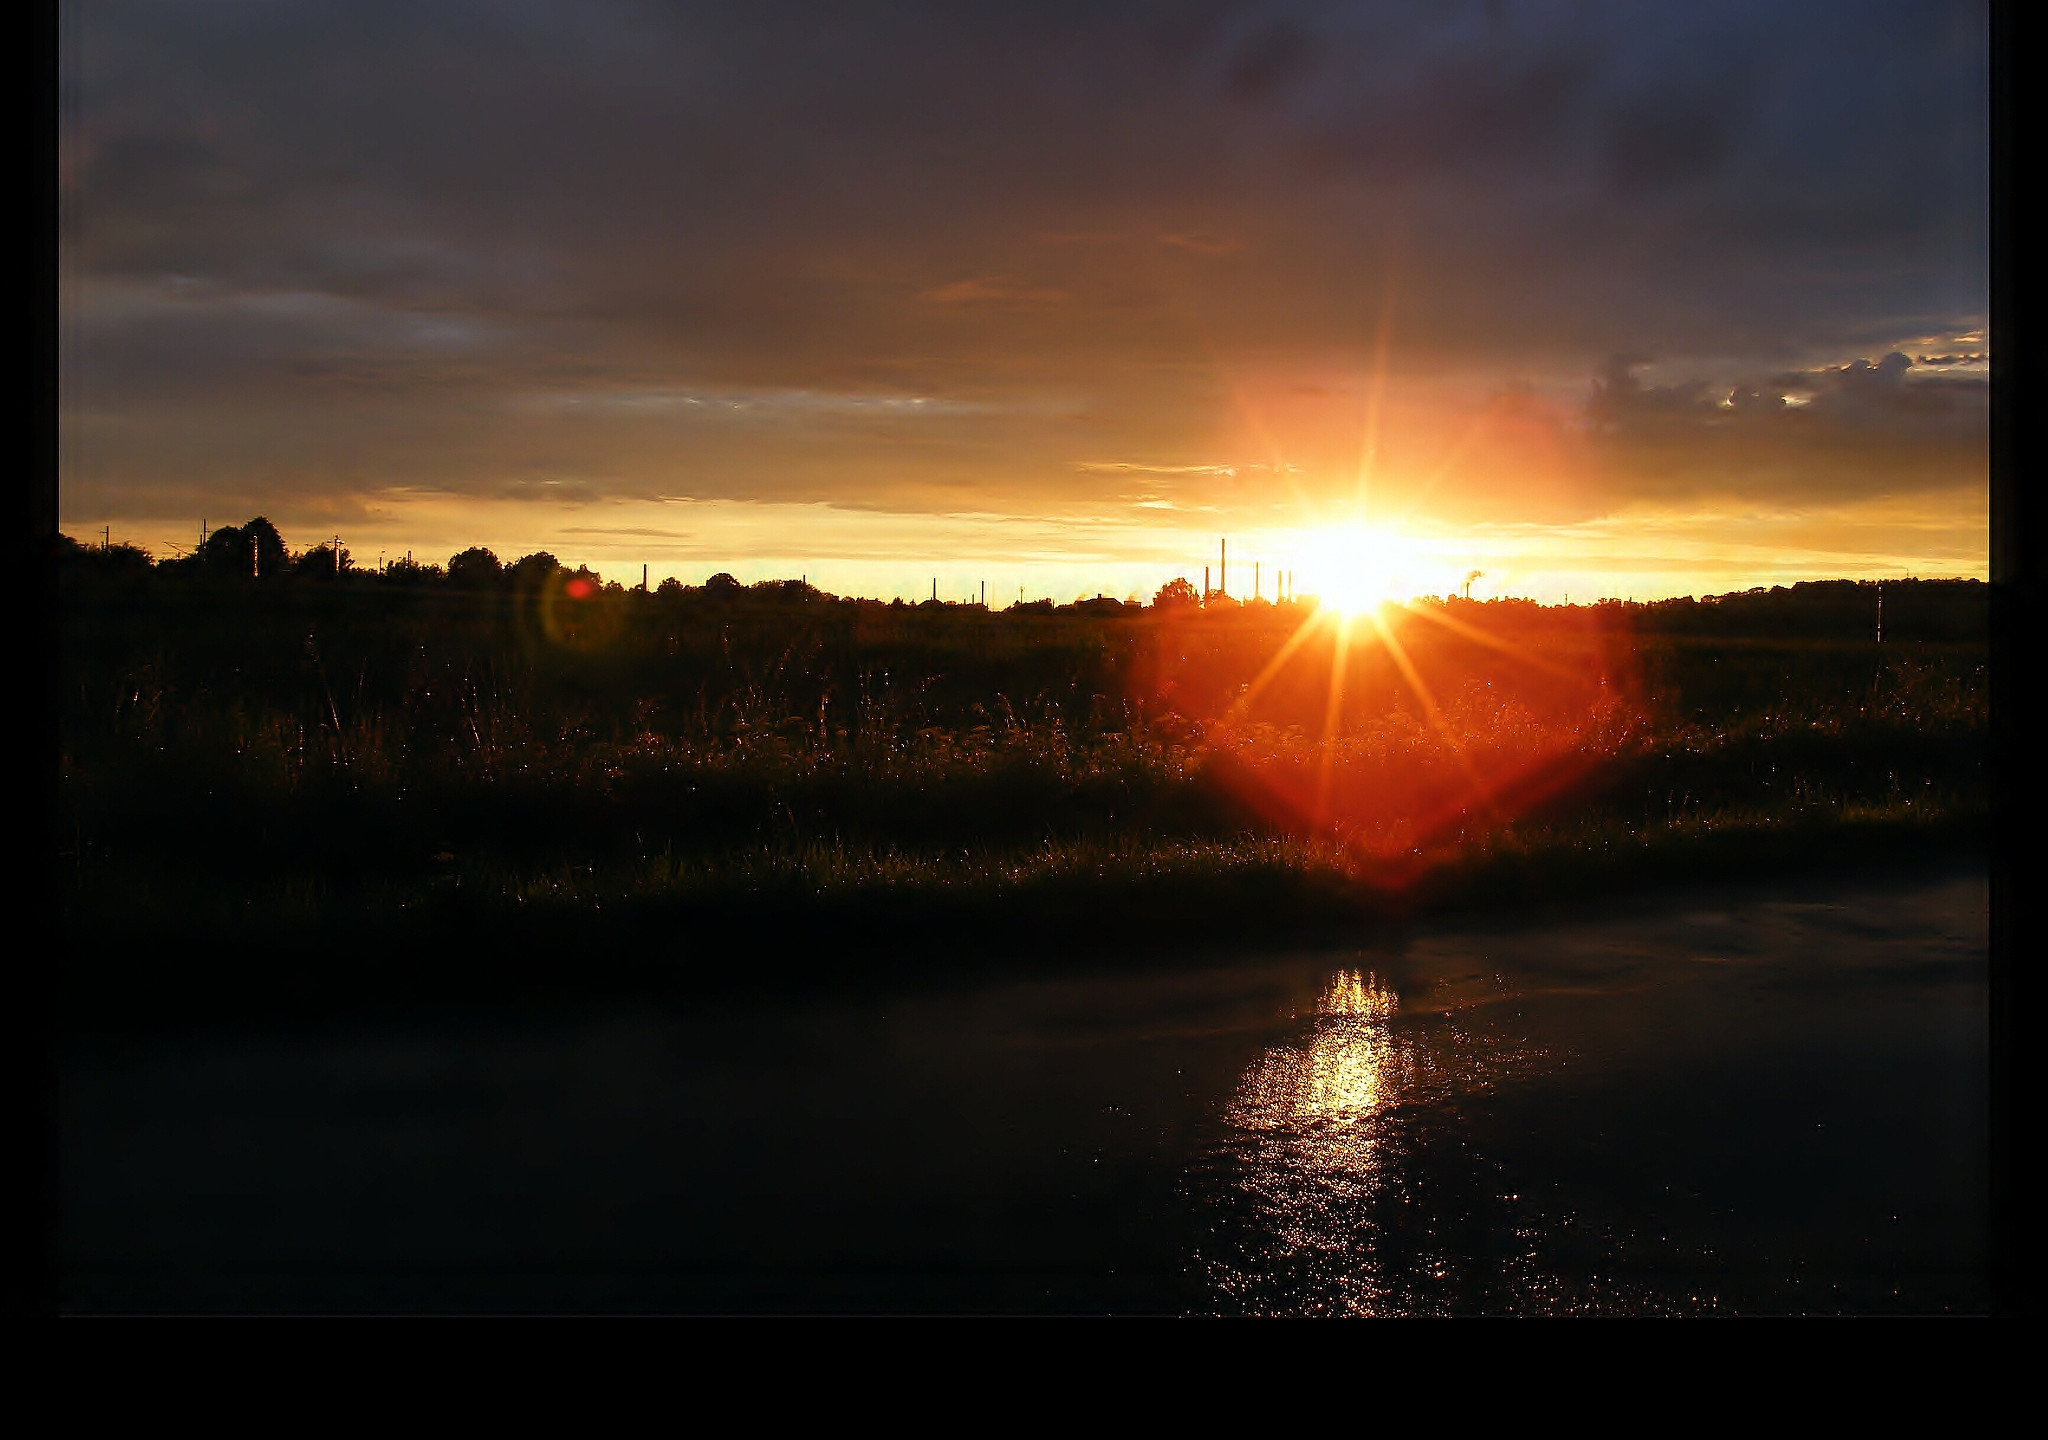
[564, 577, 596, 599]
[1144, 601, 1641, 895]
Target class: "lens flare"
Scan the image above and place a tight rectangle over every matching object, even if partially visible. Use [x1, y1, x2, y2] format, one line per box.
[1165, 574, 1640, 891]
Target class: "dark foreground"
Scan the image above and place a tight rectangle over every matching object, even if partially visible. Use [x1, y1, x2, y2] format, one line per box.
[63, 563, 1987, 1008]
[63, 865, 1986, 1315]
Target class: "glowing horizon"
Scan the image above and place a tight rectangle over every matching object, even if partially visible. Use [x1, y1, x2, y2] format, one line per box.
[63, 483, 1989, 608]
[60, 6, 1986, 604]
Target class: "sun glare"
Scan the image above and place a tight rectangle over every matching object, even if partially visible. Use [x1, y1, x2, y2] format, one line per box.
[1298, 524, 1410, 614]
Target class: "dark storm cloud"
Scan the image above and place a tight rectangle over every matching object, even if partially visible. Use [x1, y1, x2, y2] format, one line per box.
[62, 0, 1987, 513]
[1584, 352, 1987, 500]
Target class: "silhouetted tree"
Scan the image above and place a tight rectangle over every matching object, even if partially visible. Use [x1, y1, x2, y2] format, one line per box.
[291, 543, 348, 581]
[199, 524, 255, 577]
[1152, 577, 1199, 610]
[753, 578, 817, 605]
[243, 518, 287, 577]
[507, 552, 561, 591]
[58, 533, 154, 575]
[383, 556, 443, 586]
[194, 517, 284, 577]
[558, 564, 603, 597]
[447, 547, 503, 589]
[703, 572, 743, 599]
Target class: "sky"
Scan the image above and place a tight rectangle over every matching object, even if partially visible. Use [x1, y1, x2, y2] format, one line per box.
[59, 0, 1989, 603]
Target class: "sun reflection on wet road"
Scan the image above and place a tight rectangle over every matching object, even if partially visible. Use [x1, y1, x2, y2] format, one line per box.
[1198, 968, 1546, 1315]
[1228, 971, 1407, 1150]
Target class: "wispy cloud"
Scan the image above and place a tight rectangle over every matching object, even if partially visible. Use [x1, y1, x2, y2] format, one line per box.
[1076, 461, 1242, 476]
[1074, 461, 1304, 477]
[556, 525, 693, 538]
[528, 388, 992, 416]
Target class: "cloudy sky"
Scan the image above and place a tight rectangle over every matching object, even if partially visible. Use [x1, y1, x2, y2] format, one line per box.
[60, 0, 1988, 601]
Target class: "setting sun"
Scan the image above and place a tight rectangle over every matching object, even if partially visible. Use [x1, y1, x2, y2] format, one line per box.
[1296, 524, 1413, 614]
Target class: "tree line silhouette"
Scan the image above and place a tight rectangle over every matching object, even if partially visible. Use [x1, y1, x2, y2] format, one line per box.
[60, 516, 1988, 640]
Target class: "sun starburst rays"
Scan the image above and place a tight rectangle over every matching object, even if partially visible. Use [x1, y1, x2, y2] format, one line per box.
[1362, 605, 1499, 820]
[1207, 560, 1619, 877]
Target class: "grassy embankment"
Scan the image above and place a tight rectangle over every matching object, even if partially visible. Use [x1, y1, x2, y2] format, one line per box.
[60, 553, 1986, 1005]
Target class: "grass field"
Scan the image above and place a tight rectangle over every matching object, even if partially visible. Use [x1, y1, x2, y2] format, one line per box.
[59, 540, 1986, 1007]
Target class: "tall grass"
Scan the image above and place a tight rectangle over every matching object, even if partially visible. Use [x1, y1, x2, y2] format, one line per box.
[60, 572, 1986, 990]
